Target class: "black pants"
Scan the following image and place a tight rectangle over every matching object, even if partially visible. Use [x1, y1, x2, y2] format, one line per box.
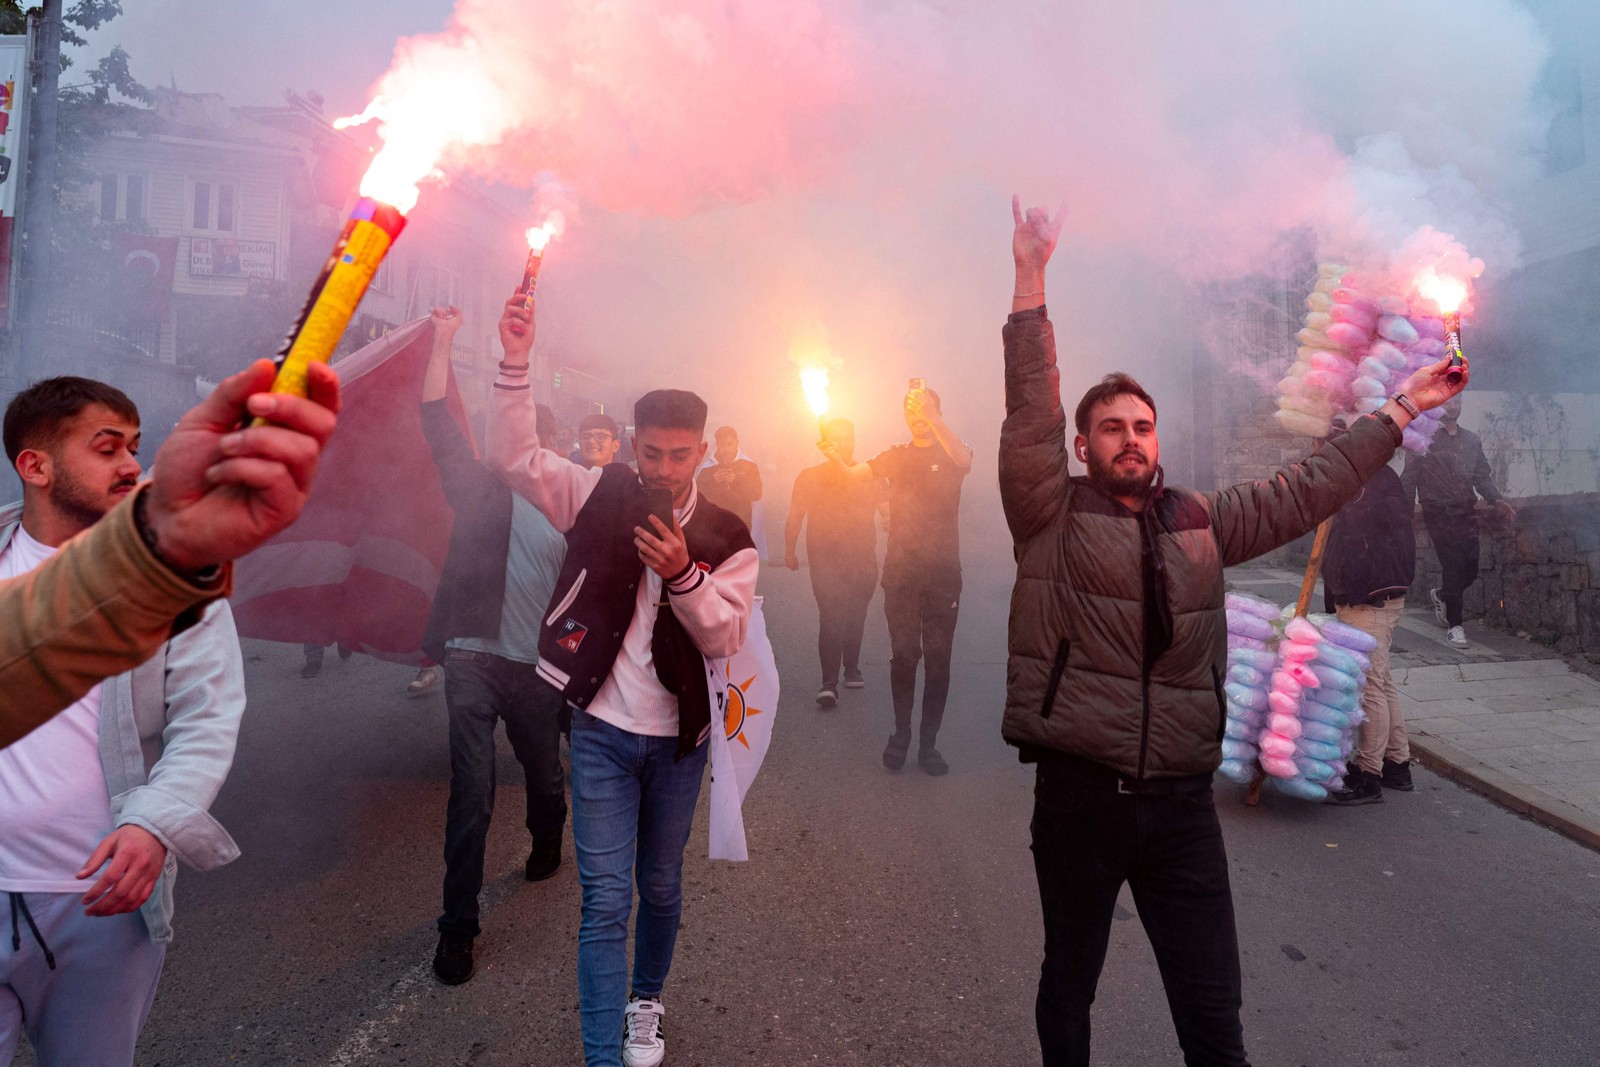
[1031, 760, 1249, 1067]
[1424, 507, 1480, 627]
[882, 572, 961, 748]
[439, 650, 568, 938]
[810, 548, 877, 686]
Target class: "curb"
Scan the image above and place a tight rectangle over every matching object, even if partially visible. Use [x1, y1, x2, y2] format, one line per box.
[1410, 733, 1600, 854]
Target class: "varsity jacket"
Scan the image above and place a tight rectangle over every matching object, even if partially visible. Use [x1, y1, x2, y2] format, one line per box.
[488, 380, 759, 760]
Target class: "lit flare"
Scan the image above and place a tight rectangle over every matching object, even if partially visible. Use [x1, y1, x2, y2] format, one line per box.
[800, 367, 831, 419]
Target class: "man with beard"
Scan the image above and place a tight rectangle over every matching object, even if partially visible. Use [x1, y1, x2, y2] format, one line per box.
[0, 377, 247, 1064]
[1000, 199, 1468, 1067]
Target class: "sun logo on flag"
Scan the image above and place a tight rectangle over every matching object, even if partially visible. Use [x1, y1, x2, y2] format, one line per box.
[722, 666, 767, 749]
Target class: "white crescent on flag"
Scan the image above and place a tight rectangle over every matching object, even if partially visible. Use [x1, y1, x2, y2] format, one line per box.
[706, 596, 779, 862]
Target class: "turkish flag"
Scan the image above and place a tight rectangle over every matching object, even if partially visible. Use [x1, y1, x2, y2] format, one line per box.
[231, 318, 465, 664]
[110, 232, 178, 322]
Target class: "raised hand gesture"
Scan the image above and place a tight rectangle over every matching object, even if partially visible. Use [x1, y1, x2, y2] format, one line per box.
[1012, 195, 1066, 273]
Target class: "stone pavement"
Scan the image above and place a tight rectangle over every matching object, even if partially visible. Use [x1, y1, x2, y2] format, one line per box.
[1229, 565, 1600, 850]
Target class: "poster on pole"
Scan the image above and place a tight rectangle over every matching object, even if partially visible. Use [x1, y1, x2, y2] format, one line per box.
[0, 33, 32, 328]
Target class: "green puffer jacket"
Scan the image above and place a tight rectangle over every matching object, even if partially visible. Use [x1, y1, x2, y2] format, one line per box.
[999, 307, 1403, 779]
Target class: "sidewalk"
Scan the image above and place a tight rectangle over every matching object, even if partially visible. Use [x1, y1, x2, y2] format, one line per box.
[1228, 566, 1600, 851]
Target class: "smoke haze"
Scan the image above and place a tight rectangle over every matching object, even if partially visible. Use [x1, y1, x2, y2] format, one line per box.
[85, 0, 1571, 533]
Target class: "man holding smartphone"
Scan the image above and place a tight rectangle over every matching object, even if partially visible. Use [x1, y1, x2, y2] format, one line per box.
[488, 294, 758, 1067]
[822, 379, 972, 775]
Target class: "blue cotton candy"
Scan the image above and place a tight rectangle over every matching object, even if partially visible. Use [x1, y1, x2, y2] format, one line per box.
[1313, 643, 1362, 675]
[1272, 777, 1329, 801]
[1294, 756, 1337, 782]
[1218, 759, 1256, 785]
[1225, 682, 1269, 710]
[1227, 663, 1266, 688]
[1377, 314, 1419, 344]
[1229, 648, 1278, 672]
[1299, 700, 1351, 728]
[1309, 663, 1359, 692]
[1224, 717, 1259, 741]
[1221, 738, 1257, 762]
[1227, 633, 1268, 652]
[1299, 719, 1342, 744]
[1295, 737, 1342, 762]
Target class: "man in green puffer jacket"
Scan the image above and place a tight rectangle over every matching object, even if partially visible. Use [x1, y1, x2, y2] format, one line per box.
[1001, 198, 1468, 1067]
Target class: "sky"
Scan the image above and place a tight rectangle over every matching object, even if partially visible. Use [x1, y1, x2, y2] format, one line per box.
[81, 0, 1582, 512]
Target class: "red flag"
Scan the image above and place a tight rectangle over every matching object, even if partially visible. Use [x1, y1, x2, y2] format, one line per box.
[231, 318, 465, 664]
[109, 232, 179, 322]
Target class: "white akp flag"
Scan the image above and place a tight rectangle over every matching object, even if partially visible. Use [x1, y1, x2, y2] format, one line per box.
[706, 595, 779, 861]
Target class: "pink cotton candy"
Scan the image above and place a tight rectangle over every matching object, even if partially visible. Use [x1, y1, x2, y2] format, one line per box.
[1278, 640, 1319, 662]
[1302, 369, 1345, 395]
[1271, 671, 1302, 699]
[1267, 690, 1300, 717]
[1331, 286, 1376, 311]
[1309, 350, 1352, 374]
[1258, 733, 1297, 759]
[1329, 303, 1378, 332]
[1325, 322, 1371, 349]
[1284, 617, 1322, 644]
[1267, 713, 1302, 739]
[1261, 755, 1299, 779]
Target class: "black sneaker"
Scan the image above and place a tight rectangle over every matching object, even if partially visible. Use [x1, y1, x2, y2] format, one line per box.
[526, 838, 561, 881]
[1327, 767, 1383, 806]
[1381, 759, 1415, 792]
[843, 669, 866, 689]
[432, 933, 475, 985]
[882, 731, 910, 771]
[816, 686, 838, 709]
[918, 748, 949, 776]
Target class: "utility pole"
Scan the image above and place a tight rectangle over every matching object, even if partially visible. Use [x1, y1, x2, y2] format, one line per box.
[18, 0, 62, 380]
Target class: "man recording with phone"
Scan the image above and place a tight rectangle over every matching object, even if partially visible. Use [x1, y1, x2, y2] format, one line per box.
[488, 294, 758, 1067]
[822, 377, 972, 776]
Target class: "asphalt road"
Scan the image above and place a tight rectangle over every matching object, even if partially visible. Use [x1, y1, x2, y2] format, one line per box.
[117, 561, 1600, 1067]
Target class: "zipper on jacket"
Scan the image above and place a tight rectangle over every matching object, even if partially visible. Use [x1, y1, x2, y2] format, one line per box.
[1211, 664, 1226, 742]
[1039, 638, 1070, 719]
[1135, 508, 1156, 781]
[544, 568, 588, 626]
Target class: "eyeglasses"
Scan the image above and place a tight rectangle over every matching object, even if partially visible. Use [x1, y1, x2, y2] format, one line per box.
[578, 432, 615, 444]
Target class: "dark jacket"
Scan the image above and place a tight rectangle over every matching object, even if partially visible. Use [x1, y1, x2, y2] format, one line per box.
[697, 459, 762, 530]
[535, 464, 756, 758]
[1401, 425, 1501, 513]
[1322, 465, 1415, 610]
[419, 400, 514, 664]
[999, 307, 1402, 779]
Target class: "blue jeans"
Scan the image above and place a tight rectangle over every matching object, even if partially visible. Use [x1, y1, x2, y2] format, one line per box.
[569, 707, 707, 1067]
[439, 650, 568, 938]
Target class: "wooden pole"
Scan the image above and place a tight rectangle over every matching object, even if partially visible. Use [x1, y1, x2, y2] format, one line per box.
[1245, 517, 1334, 807]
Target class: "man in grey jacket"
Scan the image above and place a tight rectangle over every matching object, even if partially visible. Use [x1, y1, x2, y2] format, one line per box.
[1001, 200, 1467, 1067]
[0, 377, 245, 1067]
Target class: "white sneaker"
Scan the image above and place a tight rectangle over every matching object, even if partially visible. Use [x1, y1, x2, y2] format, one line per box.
[1429, 587, 1447, 628]
[623, 997, 666, 1067]
[407, 666, 444, 696]
[1447, 625, 1469, 649]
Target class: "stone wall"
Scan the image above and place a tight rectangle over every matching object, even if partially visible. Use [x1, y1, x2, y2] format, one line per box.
[1411, 493, 1600, 657]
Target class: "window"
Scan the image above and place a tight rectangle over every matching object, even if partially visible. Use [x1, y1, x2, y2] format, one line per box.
[98, 173, 146, 223]
[190, 180, 238, 232]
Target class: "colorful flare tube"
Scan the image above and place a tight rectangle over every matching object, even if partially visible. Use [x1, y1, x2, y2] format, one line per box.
[519, 246, 545, 309]
[1443, 311, 1464, 384]
[264, 197, 407, 409]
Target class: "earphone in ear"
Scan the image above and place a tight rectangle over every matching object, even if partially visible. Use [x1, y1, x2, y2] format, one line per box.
[1076, 446, 1086, 461]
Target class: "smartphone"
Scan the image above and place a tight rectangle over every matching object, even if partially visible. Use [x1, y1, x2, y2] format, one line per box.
[640, 487, 675, 533]
[909, 377, 925, 392]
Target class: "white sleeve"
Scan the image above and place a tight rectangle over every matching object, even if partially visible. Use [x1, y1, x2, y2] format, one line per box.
[488, 376, 601, 533]
[664, 546, 759, 660]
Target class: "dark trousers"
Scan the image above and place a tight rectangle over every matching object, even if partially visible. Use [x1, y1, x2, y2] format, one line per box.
[439, 650, 568, 938]
[1031, 760, 1249, 1067]
[810, 548, 877, 686]
[1424, 507, 1480, 627]
[882, 572, 961, 749]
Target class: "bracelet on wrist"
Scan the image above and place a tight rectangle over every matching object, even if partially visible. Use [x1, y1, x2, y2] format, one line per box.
[1013, 290, 1044, 299]
[133, 489, 223, 587]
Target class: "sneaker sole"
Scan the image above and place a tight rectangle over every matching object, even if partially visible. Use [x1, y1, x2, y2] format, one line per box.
[1327, 793, 1384, 805]
[844, 681, 865, 689]
[816, 694, 838, 708]
[1381, 781, 1416, 792]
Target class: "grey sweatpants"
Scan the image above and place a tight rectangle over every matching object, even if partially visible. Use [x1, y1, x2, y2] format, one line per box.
[1, 892, 166, 1067]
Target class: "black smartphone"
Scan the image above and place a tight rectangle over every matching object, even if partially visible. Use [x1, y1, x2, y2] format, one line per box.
[640, 487, 674, 533]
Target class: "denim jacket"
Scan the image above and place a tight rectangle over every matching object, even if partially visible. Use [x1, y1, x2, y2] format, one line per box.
[1, 506, 245, 943]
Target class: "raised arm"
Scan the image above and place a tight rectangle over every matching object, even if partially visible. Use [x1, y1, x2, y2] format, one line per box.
[487, 293, 601, 532]
[1211, 357, 1469, 565]
[1000, 197, 1070, 544]
[914, 394, 973, 474]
